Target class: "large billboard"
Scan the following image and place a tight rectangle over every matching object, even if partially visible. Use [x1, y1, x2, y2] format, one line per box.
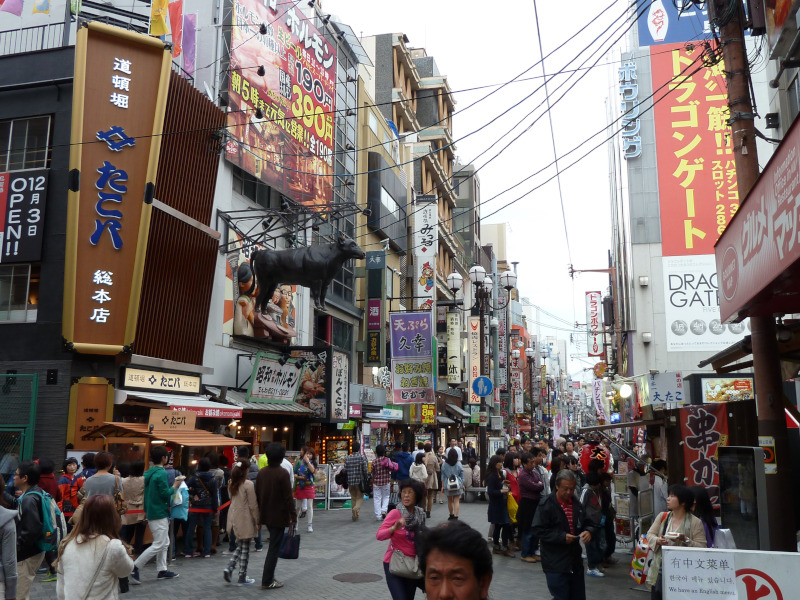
[651, 43, 739, 257]
[389, 312, 435, 404]
[637, 0, 710, 47]
[63, 23, 171, 355]
[226, 0, 336, 209]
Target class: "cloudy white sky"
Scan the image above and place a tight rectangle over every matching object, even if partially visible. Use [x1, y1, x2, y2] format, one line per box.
[328, 0, 629, 377]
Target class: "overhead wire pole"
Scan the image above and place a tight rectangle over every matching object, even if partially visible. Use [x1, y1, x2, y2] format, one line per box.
[710, 0, 794, 551]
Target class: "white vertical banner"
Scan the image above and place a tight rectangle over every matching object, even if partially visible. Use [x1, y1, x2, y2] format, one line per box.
[412, 196, 438, 257]
[413, 258, 436, 311]
[446, 311, 461, 385]
[592, 379, 607, 421]
[331, 351, 349, 422]
[468, 316, 481, 404]
[497, 288, 507, 391]
[585, 291, 604, 357]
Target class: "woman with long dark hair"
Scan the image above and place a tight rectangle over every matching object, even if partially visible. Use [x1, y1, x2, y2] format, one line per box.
[56, 494, 134, 599]
[487, 455, 514, 557]
[222, 459, 259, 586]
[440, 449, 463, 520]
[293, 447, 317, 533]
[689, 486, 718, 548]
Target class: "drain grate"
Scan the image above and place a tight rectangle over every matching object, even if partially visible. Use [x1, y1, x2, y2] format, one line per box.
[333, 572, 383, 584]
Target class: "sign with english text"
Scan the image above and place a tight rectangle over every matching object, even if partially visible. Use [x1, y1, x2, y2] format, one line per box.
[586, 291, 604, 357]
[390, 312, 434, 404]
[0, 170, 48, 263]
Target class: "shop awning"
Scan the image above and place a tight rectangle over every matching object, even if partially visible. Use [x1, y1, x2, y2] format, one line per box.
[445, 403, 470, 418]
[437, 416, 456, 425]
[115, 390, 242, 419]
[205, 387, 314, 416]
[82, 422, 249, 447]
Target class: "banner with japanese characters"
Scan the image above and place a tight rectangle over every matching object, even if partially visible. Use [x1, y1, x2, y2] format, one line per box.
[389, 312, 434, 404]
[330, 351, 349, 423]
[412, 196, 437, 256]
[413, 258, 435, 311]
[651, 43, 739, 257]
[680, 403, 728, 507]
[663, 255, 748, 352]
[585, 291, 604, 357]
[0, 170, 48, 263]
[63, 22, 172, 354]
[497, 288, 508, 390]
[226, 0, 336, 209]
[446, 311, 461, 385]
[468, 316, 481, 405]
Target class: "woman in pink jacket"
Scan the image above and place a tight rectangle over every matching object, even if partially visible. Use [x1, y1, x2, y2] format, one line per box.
[376, 479, 426, 600]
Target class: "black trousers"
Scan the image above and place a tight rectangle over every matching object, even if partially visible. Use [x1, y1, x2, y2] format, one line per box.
[261, 526, 284, 586]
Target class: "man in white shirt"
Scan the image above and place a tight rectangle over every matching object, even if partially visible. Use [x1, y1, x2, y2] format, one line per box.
[652, 459, 668, 516]
[448, 438, 462, 462]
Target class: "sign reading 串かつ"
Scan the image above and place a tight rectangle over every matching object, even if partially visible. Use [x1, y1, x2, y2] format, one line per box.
[63, 23, 172, 355]
[390, 312, 434, 404]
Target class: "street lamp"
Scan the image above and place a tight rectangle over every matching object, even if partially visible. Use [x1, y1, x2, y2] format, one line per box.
[541, 346, 551, 437]
[448, 265, 516, 484]
[525, 346, 535, 437]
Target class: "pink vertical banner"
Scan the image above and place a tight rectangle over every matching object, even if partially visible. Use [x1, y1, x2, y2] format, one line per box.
[168, 0, 183, 57]
[181, 13, 196, 76]
[0, 0, 24, 16]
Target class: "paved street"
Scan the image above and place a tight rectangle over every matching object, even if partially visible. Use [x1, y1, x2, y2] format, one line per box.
[31, 499, 649, 599]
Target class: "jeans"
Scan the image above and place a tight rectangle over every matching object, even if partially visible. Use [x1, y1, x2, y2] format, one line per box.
[170, 518, 187, 559]
[383, 560, 422, 600]
[122, 521, 146, 556]
[261, 526, 284, 586]
[135, 517, 169, 573]
[374, 484, 391, 517]
[184, 512, 213, 556]
[586, 534, 604, 570]
[545, 570, 586, 600]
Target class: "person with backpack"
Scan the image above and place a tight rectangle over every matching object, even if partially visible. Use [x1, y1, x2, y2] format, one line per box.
[183, 458, 218, 558]
[130, 446, 180, 584]
[36, 458, 61, 583]
[14, 460, 47, 600]
[0, 474, 17, 600]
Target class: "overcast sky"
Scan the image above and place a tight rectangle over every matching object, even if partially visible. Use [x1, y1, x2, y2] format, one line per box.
[328, 0, 629, 378]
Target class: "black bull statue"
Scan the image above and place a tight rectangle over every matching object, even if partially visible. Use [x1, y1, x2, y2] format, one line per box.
[251, 234, 366, 312]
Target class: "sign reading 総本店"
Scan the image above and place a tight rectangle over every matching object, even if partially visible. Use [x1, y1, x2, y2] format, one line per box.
[63, 23, 172, 355]
[390, 312, 434, 404]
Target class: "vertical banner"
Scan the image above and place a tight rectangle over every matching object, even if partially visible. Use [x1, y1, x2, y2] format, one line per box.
[168, 0, 183, 57]
[446, 311, 461, 385]
[63, 23, 171, 355]
[593, 379, 607, 421]
[0, 170, 48, 263]
[511, 370, 523, 414]
[680, 403, 728, 506]
[651, 43, 738, 257]
[365, 250, 386, 366]
[586, 291, 603, 357]
[497, 288, 507, 391]
[330, 351, 349, 422]
[227, 0, 336, 209]
[412, 195, 438, 255]
[619, 59, 641, 159]
[181, 13, 196, 76]
[390, 312, 434, 404]
[413, 259, 435, 311]
[468, 316, 481, 405]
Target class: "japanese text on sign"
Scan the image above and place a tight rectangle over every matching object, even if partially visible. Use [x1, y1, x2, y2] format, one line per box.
[680, 404, 727, 506]
[331, 352, 349, 422]
[0, 171, 48, 263]
[619, 60, 641, 159]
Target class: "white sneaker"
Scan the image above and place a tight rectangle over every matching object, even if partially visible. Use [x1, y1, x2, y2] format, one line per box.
[307, 524, 313, 533]
[237, 576, 255, 586]
[587, 568, 605, 578]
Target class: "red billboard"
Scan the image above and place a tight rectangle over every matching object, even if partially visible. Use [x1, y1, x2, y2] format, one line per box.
[680, 403, 727, 507]
[226, 0, 336, 209]
[651, 43, 739, 256]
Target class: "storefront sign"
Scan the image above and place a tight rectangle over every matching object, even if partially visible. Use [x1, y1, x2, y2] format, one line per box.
[701, 377, 753, 403]
[680, 403, 727, 506]
[619, 60, 641, 159]
[123, 367, 201, 394]
[349, 403, 362, 418]
[248, 351, 303, 403]
[652, 43, 738, 257]
[468, 316, 481, 405]
[331, 351, 349, 422]
[586, 291, 604, 357]
[639, 371, 684, 407]
[421, 403, 435, 425]
[390, 312, 434, 404]
[366, 331, 381, 363]
[64, 23, 171, 355]
[0, 169, 48, 263]
[172, 405, 242, 419]
[68, 379, 112, 450]
[148, 408, 196, 431]
[412, 196, 437, 256]
[497, 289, 507, 391]
[226, 0, 336, 209]
[367, 299, 382, 330]
[663, 255, 748, 352]
[593, 379, 607, 421]
[446, 311, 461, 385]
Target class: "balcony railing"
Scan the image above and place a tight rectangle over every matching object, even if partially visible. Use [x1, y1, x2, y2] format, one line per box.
[0, 23, 65, 56]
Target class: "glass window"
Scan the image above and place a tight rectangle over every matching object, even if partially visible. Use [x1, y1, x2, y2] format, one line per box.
[788, 75, 800, 124]
[0, 116, 51, 171]
[369, 111, 378, 136]
[231, 166, 271, 208]
[381, 187, 400, 218]
[0, 264, 38, 323]
[332, 317, 352, 351]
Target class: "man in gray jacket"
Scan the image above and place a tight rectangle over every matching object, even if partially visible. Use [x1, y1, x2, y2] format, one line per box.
[0, 497, 17, 600]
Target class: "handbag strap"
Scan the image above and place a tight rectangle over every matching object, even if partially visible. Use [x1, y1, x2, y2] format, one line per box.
[82, 539, 111, 600]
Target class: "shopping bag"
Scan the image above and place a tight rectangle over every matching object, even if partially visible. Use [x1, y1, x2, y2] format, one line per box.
[507, 493, 518, 524]
[278, 526, 300, 559]
[629, 534, 651, 584]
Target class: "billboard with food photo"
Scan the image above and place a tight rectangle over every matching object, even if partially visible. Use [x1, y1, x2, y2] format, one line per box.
[226, 0, 336, 209]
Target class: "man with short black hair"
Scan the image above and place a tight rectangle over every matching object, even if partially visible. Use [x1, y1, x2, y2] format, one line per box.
[14, 460, 45, 600]
[344, 442, 368, 521]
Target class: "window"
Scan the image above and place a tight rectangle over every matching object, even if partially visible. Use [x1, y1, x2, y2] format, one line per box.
[369, 111, 378, 136]
[231, 166, 272, 208]
[332, 317, 353, 351]
[788, 75, 800, 124]
[386, 267, 394, 299]
[0, 264, 38, 323]
[0, 116, 51, 171]
[381, 186, 400, 218]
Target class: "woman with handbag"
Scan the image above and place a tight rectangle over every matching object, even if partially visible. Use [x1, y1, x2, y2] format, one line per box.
[120, 461, 146, 558]
[56, 494, 134, 600]
[222, 459, 259, 586]
[487, 455, 514, 557]
[376, 479, 426, 600]
[440, 449, 463, 520]
[293, 447, 317, 533]
[645, 485, 706, 600]
[183, 458, 219, 559]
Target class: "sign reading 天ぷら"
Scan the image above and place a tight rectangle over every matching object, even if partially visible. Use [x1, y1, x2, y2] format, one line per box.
[226, 0, 336, 209]
[63, 23, 172, 355]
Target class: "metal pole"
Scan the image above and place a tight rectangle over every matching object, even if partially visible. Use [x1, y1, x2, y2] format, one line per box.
[478, 287, 488, 485]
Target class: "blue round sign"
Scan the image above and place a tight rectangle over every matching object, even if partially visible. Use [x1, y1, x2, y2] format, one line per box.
[472, 376, 494, 397]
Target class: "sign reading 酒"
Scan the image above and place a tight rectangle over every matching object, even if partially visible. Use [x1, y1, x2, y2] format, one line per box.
[390, 312, 434, 404]
[63, 23, 171, 354]
[0, 170, 48, 263]
[226, 0, 336, 209]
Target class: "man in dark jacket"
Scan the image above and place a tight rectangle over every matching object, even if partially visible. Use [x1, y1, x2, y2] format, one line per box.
[255, 442, 296, 590]
[393, 442, 413, 481]
[518, 451, 545, 563]
[532, 469, 594, 600]
[14, 460, 45, 600]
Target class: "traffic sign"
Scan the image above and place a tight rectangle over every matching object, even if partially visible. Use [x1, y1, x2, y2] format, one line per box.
[472, 376, 493, 397]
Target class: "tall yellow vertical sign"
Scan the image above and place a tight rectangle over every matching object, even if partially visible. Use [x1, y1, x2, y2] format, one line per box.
[63, 23, 171, 354]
